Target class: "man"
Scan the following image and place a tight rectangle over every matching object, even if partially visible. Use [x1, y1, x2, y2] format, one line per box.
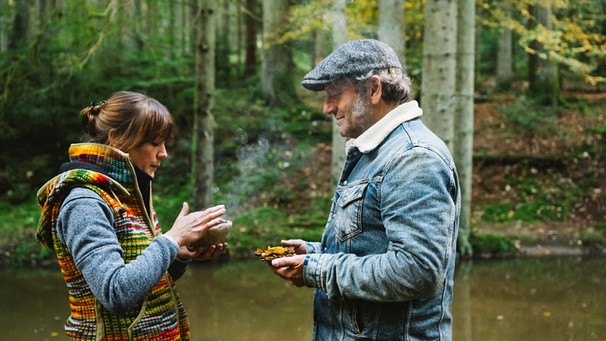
[270, 39, 460, 340]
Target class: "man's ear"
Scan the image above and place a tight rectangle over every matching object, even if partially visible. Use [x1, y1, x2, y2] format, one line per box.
[369, 75, 382, 105]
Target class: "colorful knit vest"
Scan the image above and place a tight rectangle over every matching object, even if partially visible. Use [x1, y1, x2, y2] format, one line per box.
[36, 143, 190, 341]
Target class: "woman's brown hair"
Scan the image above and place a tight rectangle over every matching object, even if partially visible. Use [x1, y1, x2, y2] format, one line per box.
[79, 91, 174, 152]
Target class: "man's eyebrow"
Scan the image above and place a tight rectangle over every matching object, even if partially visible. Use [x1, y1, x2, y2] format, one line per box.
[326, 80, 347, 92]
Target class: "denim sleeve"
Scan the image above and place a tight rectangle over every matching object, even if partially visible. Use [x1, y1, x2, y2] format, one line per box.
[57, 188, 179, 314]
[305, 241, 322, 254]
[304, 147, 458, 302]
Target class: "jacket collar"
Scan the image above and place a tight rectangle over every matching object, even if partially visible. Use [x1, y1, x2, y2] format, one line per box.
[346, 100, 423, 154]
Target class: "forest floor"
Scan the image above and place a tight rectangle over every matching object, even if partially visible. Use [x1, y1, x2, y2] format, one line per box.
[470, 90, 606, 256]
[292, 88, 606, 257]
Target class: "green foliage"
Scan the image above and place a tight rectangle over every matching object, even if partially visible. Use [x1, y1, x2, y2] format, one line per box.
[481, 0, 606, 85]
[580, 219, 606, 247]
[587, 124, 606, 153]
[470, 232, 518, 255]
[581, 228, 606, 247]
[478, 164, 586, 224]
[0, 199, 53, 267]
[480, 202, 514, 223]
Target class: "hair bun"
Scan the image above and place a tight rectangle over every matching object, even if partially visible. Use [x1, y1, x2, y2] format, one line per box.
[89, 100, 106, 116]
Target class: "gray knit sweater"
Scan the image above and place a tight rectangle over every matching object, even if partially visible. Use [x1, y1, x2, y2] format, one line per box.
[57, 187, 188, 314]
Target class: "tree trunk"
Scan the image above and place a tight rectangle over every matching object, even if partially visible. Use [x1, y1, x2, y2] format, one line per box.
[192, 0, 216, 209]
[474, 2, 482, 84]
[119, 0, 140, 52]
[378, 0, 405, 68]
[216, 0, 231, 86]
[496, 27, 512, 89]
[243, 0, 257, 78]
[528, 3, 559, 106]
[168, 0, 188, 59]
[9, 0, 29, 49]
[0, 0, 8, 52]
[496, 0, 513, 89]
[261, 0, 296, 107]
[454, 0, 475, 258]
[330, 0, 347, 185]
[421, 0, 457, 150]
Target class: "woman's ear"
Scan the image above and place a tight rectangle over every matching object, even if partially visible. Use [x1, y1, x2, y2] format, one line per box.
[369, 75, 382, 105]
[107, 129, 118, 147]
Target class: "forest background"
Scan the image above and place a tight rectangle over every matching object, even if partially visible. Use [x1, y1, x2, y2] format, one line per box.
[1, 0, 605, 266]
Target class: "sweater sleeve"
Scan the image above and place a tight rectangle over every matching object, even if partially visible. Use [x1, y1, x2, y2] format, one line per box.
[57, 187, 179, 314]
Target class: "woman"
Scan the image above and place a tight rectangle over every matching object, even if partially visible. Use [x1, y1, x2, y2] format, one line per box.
[36, 90, 227, 340]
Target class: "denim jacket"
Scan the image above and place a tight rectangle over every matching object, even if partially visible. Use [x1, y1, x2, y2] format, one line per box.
[303, 101, 460, 341]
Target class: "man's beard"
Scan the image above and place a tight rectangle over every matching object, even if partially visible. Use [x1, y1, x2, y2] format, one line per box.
[351, 95, 369, 118]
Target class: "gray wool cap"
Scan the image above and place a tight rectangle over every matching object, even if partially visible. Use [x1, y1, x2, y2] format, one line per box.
[302, 39, 402, 91]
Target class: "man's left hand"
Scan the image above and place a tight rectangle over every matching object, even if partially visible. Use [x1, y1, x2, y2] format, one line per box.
[270, 254, 307, 287]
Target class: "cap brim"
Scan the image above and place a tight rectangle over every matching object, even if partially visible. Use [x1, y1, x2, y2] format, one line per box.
[301, 79, 328, 91]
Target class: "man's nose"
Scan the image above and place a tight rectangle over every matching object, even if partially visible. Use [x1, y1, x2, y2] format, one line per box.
[323, 99, 336, 115]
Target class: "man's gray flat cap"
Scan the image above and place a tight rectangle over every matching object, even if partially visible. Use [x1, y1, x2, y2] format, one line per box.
[301, 39, 402, 91]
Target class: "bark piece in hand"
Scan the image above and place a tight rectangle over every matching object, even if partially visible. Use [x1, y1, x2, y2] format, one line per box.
[187, 220, 232, 251]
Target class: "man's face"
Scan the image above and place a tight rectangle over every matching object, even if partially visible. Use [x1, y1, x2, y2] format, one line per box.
[323, 80, 374, 139]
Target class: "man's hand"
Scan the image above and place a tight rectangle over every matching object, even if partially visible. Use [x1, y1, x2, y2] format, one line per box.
[270, 254, 307, 287]
[280, 239, 307, 254]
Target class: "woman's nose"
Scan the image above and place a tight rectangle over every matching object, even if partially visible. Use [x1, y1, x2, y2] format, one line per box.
[158, 144, 168, 159]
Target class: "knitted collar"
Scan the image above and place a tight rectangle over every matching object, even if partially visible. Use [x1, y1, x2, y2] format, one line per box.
[36, 143, 149, 249]
[67, 143, 137, 186]
[68, 143, 153, 212]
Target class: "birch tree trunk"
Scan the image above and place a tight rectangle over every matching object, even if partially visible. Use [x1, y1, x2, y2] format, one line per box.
[261, 0, 296, 107]
[421, 0, 457, 150]
[378, 0, 405, 67]
[454, 0, 475, 258]
[192, 0, 216, 209]
[330, 0, 347, 185]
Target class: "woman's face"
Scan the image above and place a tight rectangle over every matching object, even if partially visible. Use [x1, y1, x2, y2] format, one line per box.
[127, 140, 168, 178]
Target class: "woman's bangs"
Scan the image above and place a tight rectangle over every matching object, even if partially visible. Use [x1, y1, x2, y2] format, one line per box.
[144, 108, 174, 143]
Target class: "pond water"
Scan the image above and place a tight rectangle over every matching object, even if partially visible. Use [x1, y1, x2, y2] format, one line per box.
[0, 256, 604, 340]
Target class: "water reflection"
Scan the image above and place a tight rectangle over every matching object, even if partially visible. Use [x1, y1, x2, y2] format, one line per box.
[453, 257, 606, 340]
[0, 257, 604, 340]
[177, 260, 314, 341]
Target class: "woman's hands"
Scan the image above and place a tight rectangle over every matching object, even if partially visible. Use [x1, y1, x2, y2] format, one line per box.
[164, 202, 227, 261]
[177, 242, 227, 261]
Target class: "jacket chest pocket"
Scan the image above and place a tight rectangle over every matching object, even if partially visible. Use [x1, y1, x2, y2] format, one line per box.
[333, 181, 369, 241]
